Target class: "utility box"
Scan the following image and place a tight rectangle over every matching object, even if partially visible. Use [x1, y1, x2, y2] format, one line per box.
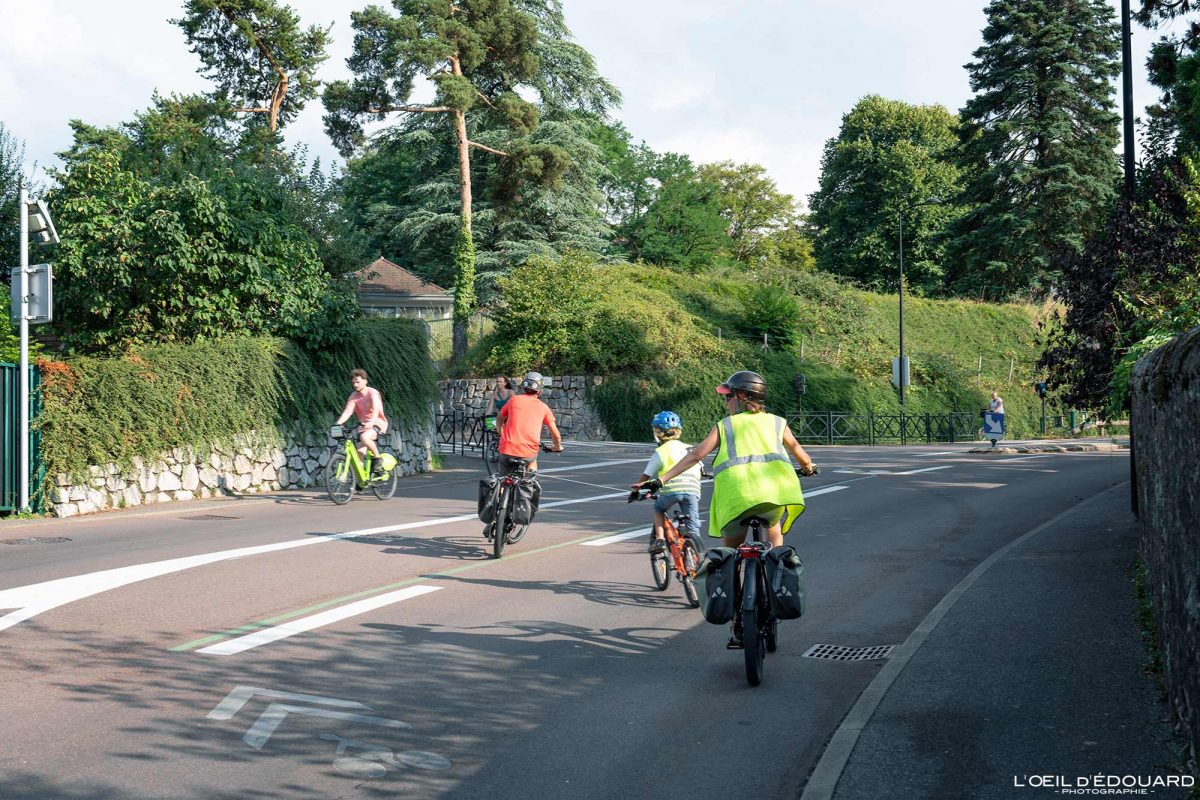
[891, 356, 910, 389]
[10, 264, 53, 325]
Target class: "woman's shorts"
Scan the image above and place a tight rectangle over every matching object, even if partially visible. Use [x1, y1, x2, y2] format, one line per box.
[358, 421, 388, 436]
[720, 503, 785, 538]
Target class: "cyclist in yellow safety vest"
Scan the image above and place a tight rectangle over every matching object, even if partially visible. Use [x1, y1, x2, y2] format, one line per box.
[629, 411, 703, 554]
[648, 371, 817, 549]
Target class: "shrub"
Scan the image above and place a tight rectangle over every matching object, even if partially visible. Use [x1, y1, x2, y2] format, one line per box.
[37, 318, 435, 482]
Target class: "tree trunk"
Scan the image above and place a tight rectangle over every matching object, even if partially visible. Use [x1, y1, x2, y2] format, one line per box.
[451, 106, 475, 360]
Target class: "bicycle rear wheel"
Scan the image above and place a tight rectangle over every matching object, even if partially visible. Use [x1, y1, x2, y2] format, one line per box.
[742, 560, 765, 686]
[681, 541, 700, 608]
[492, 488, 508, 559]
[324, 453, 354, 505]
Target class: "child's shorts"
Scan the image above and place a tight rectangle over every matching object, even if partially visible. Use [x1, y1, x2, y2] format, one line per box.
[654, 492, 701, 535]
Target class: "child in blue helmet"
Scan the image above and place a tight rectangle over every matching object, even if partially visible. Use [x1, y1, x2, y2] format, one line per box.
[630, 411, 704, 553]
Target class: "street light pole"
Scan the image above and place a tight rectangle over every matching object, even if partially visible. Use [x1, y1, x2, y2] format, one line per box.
[18, 185, 29, 512]
[896, 197, 942, 441]
[898, 210, 906, 418]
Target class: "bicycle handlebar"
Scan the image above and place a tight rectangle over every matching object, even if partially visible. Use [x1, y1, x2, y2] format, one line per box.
[627, 485, 659, 503]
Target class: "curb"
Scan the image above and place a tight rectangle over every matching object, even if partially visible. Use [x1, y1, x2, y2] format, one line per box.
[968, 442, 1129, 454]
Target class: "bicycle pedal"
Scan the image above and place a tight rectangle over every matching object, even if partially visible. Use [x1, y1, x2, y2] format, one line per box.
[726, 639, 744, 651]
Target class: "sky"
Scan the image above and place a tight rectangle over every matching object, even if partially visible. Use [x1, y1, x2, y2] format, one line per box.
[0, 0, 1171, 209]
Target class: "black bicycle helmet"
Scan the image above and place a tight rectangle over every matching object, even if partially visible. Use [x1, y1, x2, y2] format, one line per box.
[521, 371, 545, 393]
[716, 370, 767, 402]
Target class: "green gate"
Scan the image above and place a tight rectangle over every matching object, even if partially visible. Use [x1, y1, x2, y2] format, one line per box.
[0, 363, 42, 513]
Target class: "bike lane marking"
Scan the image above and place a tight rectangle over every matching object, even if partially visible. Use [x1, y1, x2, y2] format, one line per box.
[0, 479, 658, 633]
[579, 485, 851, 547]
[179, 484, 858, 654]
[197, 586, 444, 656]
[177, 524, 648, 653]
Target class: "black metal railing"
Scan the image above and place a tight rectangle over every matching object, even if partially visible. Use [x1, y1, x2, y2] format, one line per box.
[433, 411, 493, 456]
[785, 411, 977, 445]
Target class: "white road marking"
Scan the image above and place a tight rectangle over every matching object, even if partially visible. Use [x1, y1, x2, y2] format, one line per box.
[208, 686, 368, 720]
[832, 466, 951, 476]
[914, 451, 958, 457]
[197, 585, 442, 656]
[582, 484, 850, 547]
[0, 479, 644, 631]
[891, 466, 953, 476]
[0, 465, 850, 632]
[581, 529, 650, 547]
[996, 455, 1053, 462]
[538, 459, 647, 474]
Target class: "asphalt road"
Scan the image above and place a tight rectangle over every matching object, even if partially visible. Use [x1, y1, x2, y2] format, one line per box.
[0, 442, 1132, 799]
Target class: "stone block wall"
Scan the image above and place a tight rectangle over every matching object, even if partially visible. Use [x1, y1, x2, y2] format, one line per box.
[438, 375, 608, 440]
[1132, 324, 1200, 761]
[47, 422, 434, 518]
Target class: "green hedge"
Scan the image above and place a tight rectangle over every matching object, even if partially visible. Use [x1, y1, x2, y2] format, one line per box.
[38, 319, 436, 481]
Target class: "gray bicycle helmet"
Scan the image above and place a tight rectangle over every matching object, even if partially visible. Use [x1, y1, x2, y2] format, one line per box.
[521, 371, 545, 393]
[716, 370, 767, 402]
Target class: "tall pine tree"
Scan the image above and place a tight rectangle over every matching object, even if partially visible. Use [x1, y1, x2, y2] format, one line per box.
[946, 0, 1121, 299]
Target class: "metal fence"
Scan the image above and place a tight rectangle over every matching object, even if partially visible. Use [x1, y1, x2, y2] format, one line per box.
[0, 363, 42, 513]
[785, 411, 977, 445]
[434, 411, 492, 456]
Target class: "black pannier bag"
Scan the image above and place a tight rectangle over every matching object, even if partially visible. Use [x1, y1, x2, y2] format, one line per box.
[477, 477, 499, 523]
[509, 476, 542, 525]
[763, 545, 806, 620]
[695, 547, 738, 624]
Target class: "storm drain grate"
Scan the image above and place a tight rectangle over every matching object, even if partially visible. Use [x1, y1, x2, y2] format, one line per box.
[179, 514, 241, 521]
[1, 537, 73, 545]
[803, 644, 896, 662]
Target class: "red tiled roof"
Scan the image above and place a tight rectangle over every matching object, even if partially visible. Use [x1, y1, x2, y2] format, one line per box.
[355, 257, 448, 296]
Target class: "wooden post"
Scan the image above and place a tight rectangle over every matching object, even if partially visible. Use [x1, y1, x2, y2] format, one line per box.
[1008, 357, 1015, 380]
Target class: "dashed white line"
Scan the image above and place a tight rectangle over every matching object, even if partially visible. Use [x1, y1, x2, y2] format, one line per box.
[197, 586, 443, 656]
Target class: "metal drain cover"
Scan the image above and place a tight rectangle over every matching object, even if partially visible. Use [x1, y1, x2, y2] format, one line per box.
[179, 514, 241, 521]
[803, 644, 896, 662]
[1, 537, 73, 545]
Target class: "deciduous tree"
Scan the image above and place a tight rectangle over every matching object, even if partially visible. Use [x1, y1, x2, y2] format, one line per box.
[808, 96, 964, 295]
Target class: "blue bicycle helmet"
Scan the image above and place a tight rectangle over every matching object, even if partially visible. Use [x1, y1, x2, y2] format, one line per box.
[651, 410, 682, 431]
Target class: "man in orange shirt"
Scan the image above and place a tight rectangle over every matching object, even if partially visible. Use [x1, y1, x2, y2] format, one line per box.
[496, 372, 564, 473]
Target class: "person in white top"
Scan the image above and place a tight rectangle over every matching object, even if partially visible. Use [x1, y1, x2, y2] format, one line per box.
[989, 391, 1005, 415]
[629, 411, 703, 553]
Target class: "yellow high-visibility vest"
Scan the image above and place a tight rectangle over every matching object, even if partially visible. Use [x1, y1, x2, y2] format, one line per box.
[709, 412, 805, 537]
[655, 439, 702, 496]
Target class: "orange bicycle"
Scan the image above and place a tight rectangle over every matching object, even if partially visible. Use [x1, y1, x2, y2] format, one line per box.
[628, 486, 702, 608]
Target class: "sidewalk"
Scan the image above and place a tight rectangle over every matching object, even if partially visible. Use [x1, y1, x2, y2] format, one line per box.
[818, 484, 1190, 799]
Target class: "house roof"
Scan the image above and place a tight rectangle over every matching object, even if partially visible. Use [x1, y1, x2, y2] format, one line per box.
[355, 258, 449, 297]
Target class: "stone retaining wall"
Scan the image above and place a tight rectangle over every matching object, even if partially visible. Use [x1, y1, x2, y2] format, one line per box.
[1132, 324, 1200, 761]
[438, 375, 608, 440]
[47, 422, 434, 518]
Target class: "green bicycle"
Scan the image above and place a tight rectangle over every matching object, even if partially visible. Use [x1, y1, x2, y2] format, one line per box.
[324, 425, 399, 504]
